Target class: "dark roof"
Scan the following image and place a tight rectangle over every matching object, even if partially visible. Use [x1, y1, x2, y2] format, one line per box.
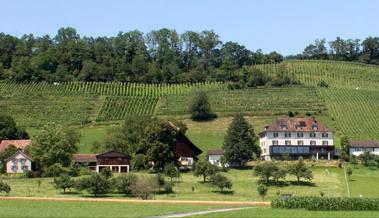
[262, 117, 332, 132]
[0, 140, 31, 152]
[349, 140, 379, 148]
[5, 150, 32, 162]
[169, 121, 202, 156]
[96, 151, 131, 158]
[73, 154, 97, 163]
[208, 149, 224, 155]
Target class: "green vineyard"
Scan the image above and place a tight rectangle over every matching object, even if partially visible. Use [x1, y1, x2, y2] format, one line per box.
[253, 60, 379, 89]
[2, 60, 379, 143]
[157, 87, 326, 116]
[96, 96, 158, 121]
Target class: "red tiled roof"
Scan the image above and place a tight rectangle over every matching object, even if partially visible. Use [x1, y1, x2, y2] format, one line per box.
[349, 140, 379, 148]
[0, 140, 31, 152]
[263, 117, 332, 132]
[208, 149, 224, 155]
[73, 154, 97, 163]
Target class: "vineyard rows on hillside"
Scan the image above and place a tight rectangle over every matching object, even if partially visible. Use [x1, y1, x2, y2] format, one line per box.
[318, 88, 379, 141]
[253, 60, 379, 89]
[157, 87, 326, 116]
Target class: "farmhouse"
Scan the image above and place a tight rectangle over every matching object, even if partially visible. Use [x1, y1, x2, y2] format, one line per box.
[169, 122, 203, 166]
[259, 117, 334, 160]
[349, 140, 379, 156]
[73, 151, 131, 173]
[5, 150, 33, 173]
[208, 149, 226, 167]
[0, 139, 31, 152]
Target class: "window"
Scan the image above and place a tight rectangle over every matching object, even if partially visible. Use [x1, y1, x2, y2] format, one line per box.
[21, 165, 28, 171]
[322, 133, 329, 138]
[312, 123, 318, 130]
[322, 141, 328, 146]
[273, 132, 279, 138]
[297, 140, 304, 146]
[11, 165, 17, 172]
[285, 133, 291, 138]
[272, 140, 278, 145]
[310, 132, 316, 138]
[297, 132, 304, 137]
[285, 140, 291, 145]
[280, 125, 288, 130]
[310, 140, 316, 146]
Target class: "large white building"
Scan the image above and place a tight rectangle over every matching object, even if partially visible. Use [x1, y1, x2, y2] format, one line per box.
[259, 117, 334, 160]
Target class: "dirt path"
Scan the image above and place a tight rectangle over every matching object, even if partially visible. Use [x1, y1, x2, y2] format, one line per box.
[146, 207, 255, 218]
[0, 196, 270, 206]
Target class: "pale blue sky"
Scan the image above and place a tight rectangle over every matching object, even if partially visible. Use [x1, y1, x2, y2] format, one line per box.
[1, 0, 378, 55]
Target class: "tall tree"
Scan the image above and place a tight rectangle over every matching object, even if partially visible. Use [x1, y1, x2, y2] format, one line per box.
[189, 91, 216, 121]
[30, 124, 79, 169]
[223, 113, 259, 166]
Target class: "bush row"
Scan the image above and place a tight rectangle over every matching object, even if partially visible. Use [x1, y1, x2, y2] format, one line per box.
[272, 197, 379, 211]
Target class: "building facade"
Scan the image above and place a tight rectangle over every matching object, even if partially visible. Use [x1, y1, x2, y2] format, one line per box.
[259, 117, 334, 160]
[73, 151, 130, 173]
[349, 140, 379, 156]
[5, 150, 33, 173]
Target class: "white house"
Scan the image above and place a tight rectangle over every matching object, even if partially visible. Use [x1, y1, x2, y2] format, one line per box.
[259, 117, 334, 160]
[349, 140, 379, 156]
[5, 150, 33, 173]
[208, 149, 225, 167]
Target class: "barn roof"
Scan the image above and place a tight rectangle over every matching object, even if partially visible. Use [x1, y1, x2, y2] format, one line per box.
[349, 140, 379, 148]
[0, 139, 31, 152]
[96, 150, 131, 158]
[73, 154, 97, 163]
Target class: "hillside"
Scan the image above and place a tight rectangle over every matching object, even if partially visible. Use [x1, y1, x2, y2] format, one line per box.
[2, 60, 379, 151]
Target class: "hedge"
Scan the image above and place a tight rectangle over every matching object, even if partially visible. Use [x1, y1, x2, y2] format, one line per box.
[272, 197, 379, 211]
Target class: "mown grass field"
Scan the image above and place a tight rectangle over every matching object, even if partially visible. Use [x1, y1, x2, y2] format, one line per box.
[347, 165, 379, 198]
[0, 167, 347, 201]
[0, 200, 226, 218]
[190, 207, 379, 218]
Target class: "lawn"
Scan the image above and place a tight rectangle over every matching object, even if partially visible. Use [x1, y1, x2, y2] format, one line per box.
[348, 165, 379, 198]
[0, 167, 347, 201]
[190, 207, 379, 218]
[0, 199, 227, 218]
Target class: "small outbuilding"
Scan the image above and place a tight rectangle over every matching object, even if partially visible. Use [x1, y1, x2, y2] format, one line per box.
[5, 150, 33, 173]
[208, 149, 228, 167]
[349, 140, 379, 156]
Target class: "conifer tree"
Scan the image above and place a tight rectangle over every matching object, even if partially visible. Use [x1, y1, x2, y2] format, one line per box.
[223, 113, 259, 166]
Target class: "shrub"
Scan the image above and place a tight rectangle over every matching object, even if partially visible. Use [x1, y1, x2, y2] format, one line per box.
[163, 181, 174, 193]
[193, 159, 219, 182]
[43, 163, 66, 177]
[0, 181, 11, 194]
[54, 174, 74, 194]
[113, 173, 137, 195]
[346, 167, 353, 180]
[100, 167, 113, 179]
[272, 197, 379, 211]
[163, 163, 178, 182]
[210, 174, 232, 192]
[318, 80, 329, 88]
[68, 165, 80, 177]
[132, 154, 148, 171]
[257, 184, 268, 200]
[24, 170, 35, 178]
[75, 174, 112, 197]
[130, 176, 158, 200]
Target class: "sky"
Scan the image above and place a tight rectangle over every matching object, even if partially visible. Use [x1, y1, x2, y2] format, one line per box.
[1, 0, 379, 55]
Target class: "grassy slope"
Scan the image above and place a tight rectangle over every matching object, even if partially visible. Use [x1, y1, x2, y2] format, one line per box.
[0, 200, 225, 218]
[191, 207, 379, 218]
[348, 165, 379, 198]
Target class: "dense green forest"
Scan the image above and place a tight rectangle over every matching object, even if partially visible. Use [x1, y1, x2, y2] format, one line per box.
[0, 27, 283, 83]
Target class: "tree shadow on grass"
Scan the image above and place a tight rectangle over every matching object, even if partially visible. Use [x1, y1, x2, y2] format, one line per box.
[288, 181, 316, 187]
[212, 190, 234, 195]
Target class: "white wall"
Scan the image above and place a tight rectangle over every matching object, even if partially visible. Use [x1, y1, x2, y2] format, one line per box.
[350, 148, 379, 156]
[6, 153, 32, 173]
[260, 131, 334, 158]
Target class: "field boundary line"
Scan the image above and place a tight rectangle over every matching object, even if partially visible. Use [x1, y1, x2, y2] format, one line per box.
[343, 164, 351, 197]
[0, 196, 270, 206]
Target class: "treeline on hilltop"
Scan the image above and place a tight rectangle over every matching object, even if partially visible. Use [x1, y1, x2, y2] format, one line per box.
[288, 37, 379, 65]
[0, 27, 283, 83]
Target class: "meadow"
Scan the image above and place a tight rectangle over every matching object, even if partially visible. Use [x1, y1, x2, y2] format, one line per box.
[190, 207, 379, 218]
[0, 200, 226, 218]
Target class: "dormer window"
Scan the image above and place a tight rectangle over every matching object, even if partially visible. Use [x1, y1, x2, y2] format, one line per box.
[312, 123, 318, 130]
[280, 125, 288, 130]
